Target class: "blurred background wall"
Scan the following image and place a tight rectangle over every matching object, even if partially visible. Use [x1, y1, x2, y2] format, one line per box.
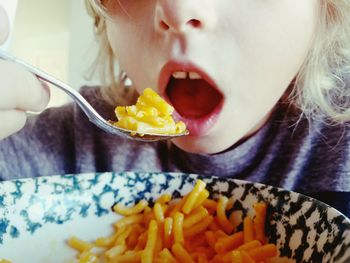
[8, 0, 100, 107]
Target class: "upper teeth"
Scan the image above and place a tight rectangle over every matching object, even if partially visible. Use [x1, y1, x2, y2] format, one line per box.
[172, 71, 202, 80]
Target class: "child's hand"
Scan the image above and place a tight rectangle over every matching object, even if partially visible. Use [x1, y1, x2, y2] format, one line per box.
[0, 60, 50, 140]
[0, 4, 50, 140]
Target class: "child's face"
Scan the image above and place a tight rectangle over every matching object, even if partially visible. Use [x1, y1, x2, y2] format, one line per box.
[105, 0, 319, 154]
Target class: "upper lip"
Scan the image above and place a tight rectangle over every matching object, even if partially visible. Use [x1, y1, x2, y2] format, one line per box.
[158, 60, 220, 98]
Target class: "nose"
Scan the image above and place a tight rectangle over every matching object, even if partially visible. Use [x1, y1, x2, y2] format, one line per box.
[155, 0, 216, 33]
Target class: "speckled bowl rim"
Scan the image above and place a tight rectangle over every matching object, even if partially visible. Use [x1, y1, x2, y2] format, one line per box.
[0, 172, 349, 263]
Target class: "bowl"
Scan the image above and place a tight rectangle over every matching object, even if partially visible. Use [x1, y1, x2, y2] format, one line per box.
[0, 172, 349, 262]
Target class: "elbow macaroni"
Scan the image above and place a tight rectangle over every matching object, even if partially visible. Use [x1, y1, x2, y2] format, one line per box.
[68, 180, 290, 263]
[113, 88, 187, 135]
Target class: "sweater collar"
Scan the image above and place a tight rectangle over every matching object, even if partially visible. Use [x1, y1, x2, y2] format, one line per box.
[170, 114, 275, 178]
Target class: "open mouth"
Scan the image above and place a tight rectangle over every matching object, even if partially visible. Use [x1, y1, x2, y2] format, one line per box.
[166, 72, 223, 118]
[164, 69, 224, 136]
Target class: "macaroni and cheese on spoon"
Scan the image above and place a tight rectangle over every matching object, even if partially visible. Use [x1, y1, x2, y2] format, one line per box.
[0, 51, 189, 142]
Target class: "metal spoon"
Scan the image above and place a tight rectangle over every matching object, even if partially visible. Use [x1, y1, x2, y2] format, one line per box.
[0, 51, 189, 142]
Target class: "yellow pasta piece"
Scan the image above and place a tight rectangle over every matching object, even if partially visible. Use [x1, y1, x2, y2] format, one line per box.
[183, 206, 209, 228]
[172, 243, 195, 263]
[126, 224, 144, 248]
[205, 231, 217, 249]
[153, 202, 165, 222]
[175, 121, 187, 134]
[173, 212, 185, 244]
[68, 236, 94, 252]
[215, 229, 229, 239]
[115, 116, 138, 131]
[184, 215, 213, 238]
[168, 194, 189, 217]
[243, 216, 255, 243]
[115, 225, 133, 245]
[214, 231, 244, 253]
[111, 251, 142, 263]
[217, 196, 234, 234]
[135, 121, 177, 135]
[195, 246, 215, 260]
[136, 105, 158, 117]
[139, 88, 174, 116]
[186, 237, 208, 253]
[141, 220, 158, 263]
[125, 105, 138, 116]
[229, 210, 243, 231]
[192, 189, 210, 210]
[78, 250, 98, 263]
[105, 244, 127, 260]
[114, 214, 143, 229]
[254, 202, 267, 244]
[113, 200, 148, 216]
[236, 239, 262, 251]
[157, 194, 172, 204]
[208, 218, 220, 232]
[115, 106, 128, 119]
[158, 248, 177, 262]
[135, 230, 148, 251]
[137, 115, 166, 127]
[161, 204, 169, 214]
[182, 180, 206, 214]
[202, 199, 217, 212]
[144, 207, 156, 227]
[95, 232, 118, 247]
[164, 217, 174, 249]
[226, 250, 243, 263]
[155, 221, 164, 255]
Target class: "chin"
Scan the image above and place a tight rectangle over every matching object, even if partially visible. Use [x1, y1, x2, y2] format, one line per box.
[172, 134, 235, 155]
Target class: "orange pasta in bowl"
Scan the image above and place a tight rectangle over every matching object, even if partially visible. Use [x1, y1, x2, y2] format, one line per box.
[1, 172, 349, 262]
[68, 180, 287, 263]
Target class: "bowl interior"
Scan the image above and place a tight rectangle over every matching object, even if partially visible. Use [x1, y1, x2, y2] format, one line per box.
[0, 172, 349, 262]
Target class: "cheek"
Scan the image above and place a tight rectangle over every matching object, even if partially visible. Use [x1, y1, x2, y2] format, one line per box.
[106, 22, 135, 60]
[228, 1, 317, 73]
[229, 11, 317, 110]
[106, 22, 144, 79]
[106, 20, 160, 92]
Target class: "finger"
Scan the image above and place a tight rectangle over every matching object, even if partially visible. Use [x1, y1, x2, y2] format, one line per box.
[0, 60, 51, 112]
[0, 110, 26, 140]
[0, 5, 10, 45]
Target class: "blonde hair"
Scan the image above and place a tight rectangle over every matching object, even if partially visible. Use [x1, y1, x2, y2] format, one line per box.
[85, 0, 138, 105]
[85, 0, 350, 122]
[292, 0, 350, 123]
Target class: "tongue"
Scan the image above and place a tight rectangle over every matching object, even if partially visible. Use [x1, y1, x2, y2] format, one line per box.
[167, 78, 223, 119]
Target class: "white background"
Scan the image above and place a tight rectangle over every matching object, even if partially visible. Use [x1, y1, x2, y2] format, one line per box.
[1, 0, 100, 107]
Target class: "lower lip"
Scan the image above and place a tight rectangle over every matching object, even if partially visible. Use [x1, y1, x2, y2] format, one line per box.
[172, 100, 224, 137]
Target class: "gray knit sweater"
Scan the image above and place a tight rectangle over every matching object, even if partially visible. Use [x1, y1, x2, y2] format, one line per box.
[0, 86, 349, 216]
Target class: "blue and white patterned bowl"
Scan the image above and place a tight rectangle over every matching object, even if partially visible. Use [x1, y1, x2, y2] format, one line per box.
[0, 172, 349, 263]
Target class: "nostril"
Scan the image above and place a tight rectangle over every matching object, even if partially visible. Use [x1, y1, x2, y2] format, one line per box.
[160, 20, 170, 30]
[187, 19, 201, 28]
[158, 18, 202, 32]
